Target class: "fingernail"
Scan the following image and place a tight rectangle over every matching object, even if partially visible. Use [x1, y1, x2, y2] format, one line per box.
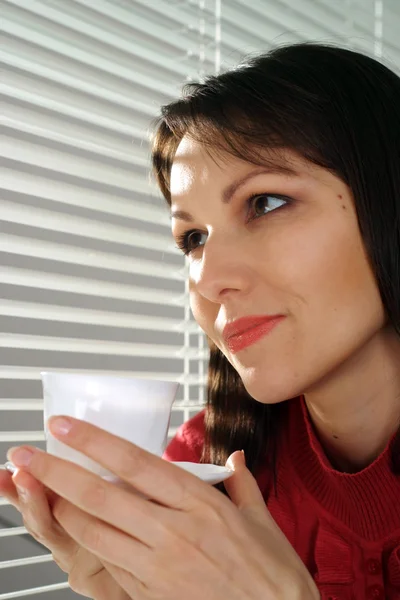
[49, 416, 72, 436]
[226, 456, 234, 470]
[5, 461, 17, 474]
[7, 447, 34, 468]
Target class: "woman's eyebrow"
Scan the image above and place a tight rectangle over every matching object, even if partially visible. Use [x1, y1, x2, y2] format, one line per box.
[170, 164, 300, 223]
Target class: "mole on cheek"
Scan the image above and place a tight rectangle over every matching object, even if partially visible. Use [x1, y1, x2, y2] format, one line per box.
[337, 194, 347, 210]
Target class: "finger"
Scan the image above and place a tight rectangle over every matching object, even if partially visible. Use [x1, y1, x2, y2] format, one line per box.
[101, 559, 137, 599]
[69, 551, 132, 600]
[12, 468, 77, 571]
[1, 465, 59, 512]
[6, 447, 235, 570]
[0, 469, 20, 509]
[223, 451, 272, 522]
[54, 499, 152, 587]
[11, 446, 173, 548]
[45, 416, 218, 509]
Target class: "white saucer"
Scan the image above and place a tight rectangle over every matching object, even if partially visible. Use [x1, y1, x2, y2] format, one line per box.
[171, 462, 234, 485]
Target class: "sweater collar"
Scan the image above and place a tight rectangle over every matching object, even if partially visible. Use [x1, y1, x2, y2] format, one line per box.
[287, 395, 400, 540]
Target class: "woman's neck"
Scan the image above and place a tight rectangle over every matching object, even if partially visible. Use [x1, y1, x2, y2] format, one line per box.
[303, 325, 400, 473]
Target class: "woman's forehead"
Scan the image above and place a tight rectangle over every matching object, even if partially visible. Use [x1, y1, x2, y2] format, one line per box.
[173, 136, 316, 172]
[171, 139, 319, 196]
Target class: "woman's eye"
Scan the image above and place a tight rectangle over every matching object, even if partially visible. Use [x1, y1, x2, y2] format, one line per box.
[175, 230, 206, 256]
[249, 193, 288, 220]
[174, 193, 289, 256]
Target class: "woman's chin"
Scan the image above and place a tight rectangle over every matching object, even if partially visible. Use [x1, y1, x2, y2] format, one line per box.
[238, 365, 302, 405]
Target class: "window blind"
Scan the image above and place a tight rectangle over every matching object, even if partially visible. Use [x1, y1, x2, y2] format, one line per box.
[1, 0, 398, 598]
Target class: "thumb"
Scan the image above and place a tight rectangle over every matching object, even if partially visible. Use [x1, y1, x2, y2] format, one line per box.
[223, 451, 269, 520]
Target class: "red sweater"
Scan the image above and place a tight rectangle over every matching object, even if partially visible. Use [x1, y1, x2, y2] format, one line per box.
[163, 396, 400, 600]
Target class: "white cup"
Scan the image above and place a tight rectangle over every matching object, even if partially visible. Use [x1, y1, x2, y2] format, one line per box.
[41, 371, 179, 482]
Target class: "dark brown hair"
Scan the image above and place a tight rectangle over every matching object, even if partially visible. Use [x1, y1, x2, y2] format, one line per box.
[151, 42, 400, 496]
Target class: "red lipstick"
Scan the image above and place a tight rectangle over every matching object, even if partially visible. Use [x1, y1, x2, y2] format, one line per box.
[223, 315, 285, 353]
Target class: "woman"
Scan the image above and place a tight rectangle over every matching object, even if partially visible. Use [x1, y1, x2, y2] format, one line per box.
[1, 42, 399, 600]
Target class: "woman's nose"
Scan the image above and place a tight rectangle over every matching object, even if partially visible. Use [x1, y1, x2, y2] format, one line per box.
[189, 236, 251, 302]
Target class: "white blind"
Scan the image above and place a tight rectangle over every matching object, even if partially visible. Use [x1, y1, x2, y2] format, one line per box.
[1, 1, 399, 598]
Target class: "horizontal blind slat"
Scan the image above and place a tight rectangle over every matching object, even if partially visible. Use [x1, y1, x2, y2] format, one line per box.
[0, 400, 43, 410]
[76, 0, 251, 55]
[0, 300, 199, 332]
[0, 527, 29, 538]
[1, 235, 182, 280]
[1, 169, 170, 225]
[2, 135, 154, 195]
[1, 267, 183, 304]
[2, 18, 178, 98]
[0, 555, 53, 570]
[69, 0, 214, 56]
[0, 431, 45, 442]
[4, 0, 195, 79]
[129, 0, 303, 50]
[0, 334, 208, 359]
[3, 117, 148, 167]
[0, 582, 70, 600]
[1, 52, 158, 116]
[1, 84, 149, 140]
[233, 0, 359, 39]
[1, 200, 178, 254]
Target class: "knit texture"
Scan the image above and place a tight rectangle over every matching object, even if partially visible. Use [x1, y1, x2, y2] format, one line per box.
[163, 397, 400, 600]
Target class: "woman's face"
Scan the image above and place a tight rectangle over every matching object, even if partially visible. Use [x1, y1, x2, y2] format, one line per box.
[170, 136, 386, 403]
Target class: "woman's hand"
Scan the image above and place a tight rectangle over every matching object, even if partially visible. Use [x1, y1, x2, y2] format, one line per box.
[0, 467, 130, 599]
[7, 416, 320, 600]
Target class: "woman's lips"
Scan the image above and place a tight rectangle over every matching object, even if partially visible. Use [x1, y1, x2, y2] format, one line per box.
[225, 316, 285, 353]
